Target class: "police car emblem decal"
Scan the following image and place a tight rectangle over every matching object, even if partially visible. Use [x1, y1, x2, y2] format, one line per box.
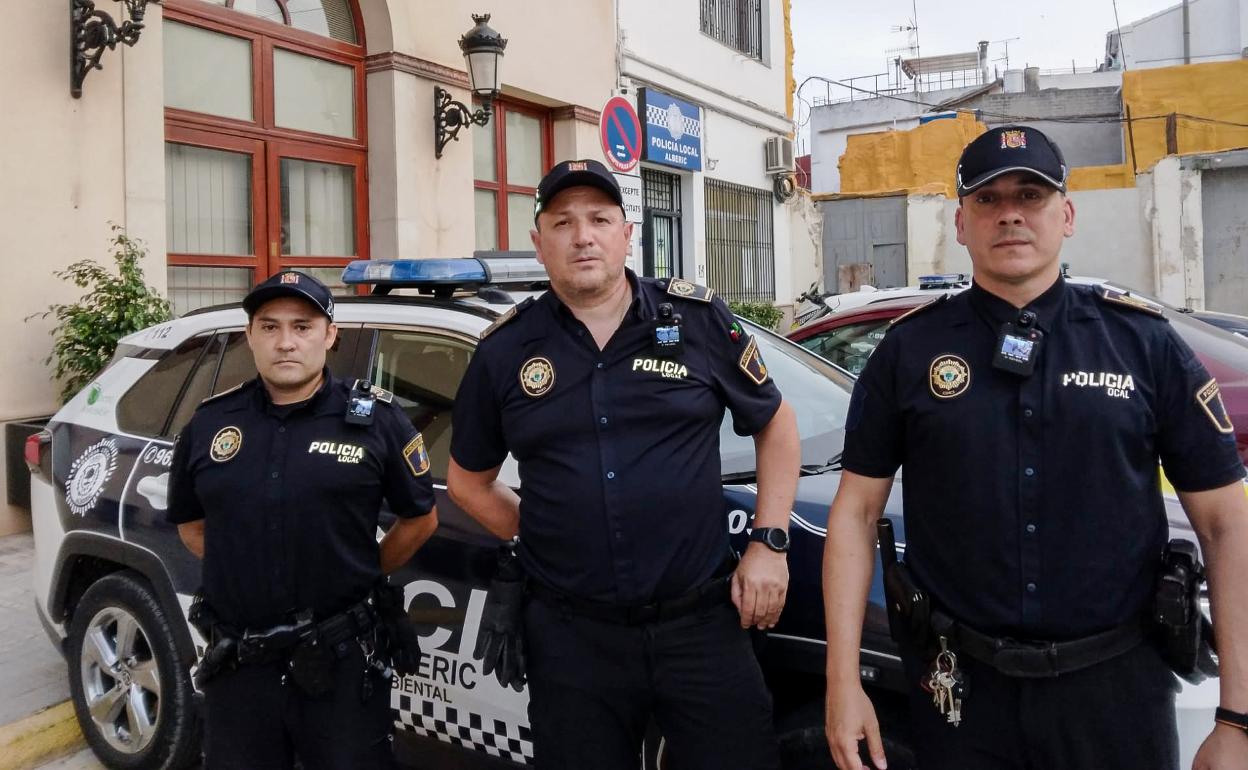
[210, 427, 243, 462]
[519, 357, 555, 398]
[929, 355, 971, 399]
[403, 433, 431, 477]
[1196, 378, 1235, 434]
[65, 438, 119, 516]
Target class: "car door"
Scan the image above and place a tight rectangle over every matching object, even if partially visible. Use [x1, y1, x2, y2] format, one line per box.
[358, 324, 532, 767]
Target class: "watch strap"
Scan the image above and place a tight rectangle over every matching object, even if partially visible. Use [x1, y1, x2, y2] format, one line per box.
[1215, 707, 1248, 732]
[749, 527, 789, 551]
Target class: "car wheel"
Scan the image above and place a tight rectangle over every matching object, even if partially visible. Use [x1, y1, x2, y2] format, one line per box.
[66, 571, 200, 770]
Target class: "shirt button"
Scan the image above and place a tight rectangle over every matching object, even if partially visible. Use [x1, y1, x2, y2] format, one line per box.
[600, 417, 608, 424]
[278, 426, 286, 433]
[606, 471, 615, 479]
[1026, 582, 1038, 593]
[1023, 408, 1034, 418]
[271, 471, 279, 479]
[1026, 523, 1037, 534]
[1024, 467, 1035, 477]
[596, 363, 605, 369]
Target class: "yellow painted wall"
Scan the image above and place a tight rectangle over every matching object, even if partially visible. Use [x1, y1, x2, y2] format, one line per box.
[837, 58, 1248, 198]
[1121, 59, 1248, 172]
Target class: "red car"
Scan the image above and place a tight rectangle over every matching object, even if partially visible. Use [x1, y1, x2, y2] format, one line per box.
[788, 289, 1248, 466]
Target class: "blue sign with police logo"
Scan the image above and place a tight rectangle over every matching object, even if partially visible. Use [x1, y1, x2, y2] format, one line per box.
[639, 88, 702, 171]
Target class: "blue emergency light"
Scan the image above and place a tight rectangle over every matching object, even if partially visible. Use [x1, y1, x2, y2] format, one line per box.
[341, 257, 548, 296]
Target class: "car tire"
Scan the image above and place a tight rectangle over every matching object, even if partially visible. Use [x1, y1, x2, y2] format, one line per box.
[66, 571, 200, 770]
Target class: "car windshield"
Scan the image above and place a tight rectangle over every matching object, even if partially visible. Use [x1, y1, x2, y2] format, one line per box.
[719, 319, 854, 479]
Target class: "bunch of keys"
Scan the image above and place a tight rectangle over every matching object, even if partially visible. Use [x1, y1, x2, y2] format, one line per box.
[921, 637, 970, 726]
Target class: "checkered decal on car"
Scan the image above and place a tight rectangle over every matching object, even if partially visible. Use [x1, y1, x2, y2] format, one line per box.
[395, 694, 534, 764]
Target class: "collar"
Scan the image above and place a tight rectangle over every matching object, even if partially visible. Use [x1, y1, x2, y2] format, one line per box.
[967, 276, 1068, 331]
[251, 367, 336, 416]
[545, 269, 646, 331]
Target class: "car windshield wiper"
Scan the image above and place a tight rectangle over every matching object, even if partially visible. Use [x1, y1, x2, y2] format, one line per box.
[800, 453, 843, 475]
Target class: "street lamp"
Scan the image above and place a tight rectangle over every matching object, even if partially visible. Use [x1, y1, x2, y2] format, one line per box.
[434, 13, 507, 159]
[71, 0, 161, 99]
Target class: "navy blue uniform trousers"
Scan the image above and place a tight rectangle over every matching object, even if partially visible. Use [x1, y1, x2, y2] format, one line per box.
[903, 642, 1180, 770]
[202, 643, 394, 770]
[524, 596, 780, 770]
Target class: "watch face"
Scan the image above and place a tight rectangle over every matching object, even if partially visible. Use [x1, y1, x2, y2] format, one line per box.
[765, 528, 789, 550]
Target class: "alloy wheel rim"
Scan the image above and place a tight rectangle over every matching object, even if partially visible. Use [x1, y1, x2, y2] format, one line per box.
[79, 606, 162, 754]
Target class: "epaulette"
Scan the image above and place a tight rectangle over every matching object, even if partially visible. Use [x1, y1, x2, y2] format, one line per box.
[889, 294, 948, 327]
[353, 380, 393, 404]
[480, 296, 536, 339]
[199, 381, 247, 405]
[664, 278, 714, 303]
[1099, 287, 1165, 318]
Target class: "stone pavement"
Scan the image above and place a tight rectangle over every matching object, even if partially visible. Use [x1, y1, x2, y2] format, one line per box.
[0, 533, 70, 726]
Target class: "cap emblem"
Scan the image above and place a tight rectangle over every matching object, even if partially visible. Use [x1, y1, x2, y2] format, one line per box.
[280, 273, 300, 284]
[929, 355, 971, 399]
[1000, 130, 1028, 150]
[567, 161, 588, 171]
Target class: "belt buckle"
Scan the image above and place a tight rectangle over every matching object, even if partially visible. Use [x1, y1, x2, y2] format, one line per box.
[992, 639, 1059, 678]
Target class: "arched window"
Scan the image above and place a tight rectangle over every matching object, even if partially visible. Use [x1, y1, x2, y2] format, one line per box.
[162, 0, 367, 314]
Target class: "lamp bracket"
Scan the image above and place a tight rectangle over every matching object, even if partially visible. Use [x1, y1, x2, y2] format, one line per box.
[71, 0, 160, 98]
[434, 85, 493, 159]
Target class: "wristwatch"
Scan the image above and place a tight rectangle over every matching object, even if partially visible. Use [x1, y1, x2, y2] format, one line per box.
[749, 527, 790, 553]
[1215, 707, 1248, 733]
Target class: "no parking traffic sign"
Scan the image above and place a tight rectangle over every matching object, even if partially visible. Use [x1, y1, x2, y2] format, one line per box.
[599, 96, 642, 173]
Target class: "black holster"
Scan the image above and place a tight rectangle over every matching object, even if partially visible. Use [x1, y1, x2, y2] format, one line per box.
[1152, 539, 1218, 684]
[372, 579, 422, 677]
[878, 519, 934, 655]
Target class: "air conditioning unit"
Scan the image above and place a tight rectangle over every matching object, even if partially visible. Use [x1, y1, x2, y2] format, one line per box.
[764, 136, 795, 174]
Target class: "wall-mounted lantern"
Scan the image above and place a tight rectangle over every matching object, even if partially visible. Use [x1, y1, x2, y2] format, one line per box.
[434, 13, 507, 159]
[71, 0, 161, 99]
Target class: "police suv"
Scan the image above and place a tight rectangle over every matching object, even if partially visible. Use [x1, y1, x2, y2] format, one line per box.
[25, 258, 1215, 770]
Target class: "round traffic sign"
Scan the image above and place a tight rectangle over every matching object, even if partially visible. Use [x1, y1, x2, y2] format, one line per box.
[599, 96, 642, 173]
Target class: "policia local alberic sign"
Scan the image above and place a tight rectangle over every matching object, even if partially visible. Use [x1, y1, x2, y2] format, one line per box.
[639, 88, 702, 172]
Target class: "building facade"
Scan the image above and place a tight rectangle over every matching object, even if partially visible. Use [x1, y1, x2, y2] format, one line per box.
[0, 0, 804, 533]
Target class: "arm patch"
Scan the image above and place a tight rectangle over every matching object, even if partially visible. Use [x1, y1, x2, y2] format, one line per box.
[402, 434, 431, 477]
[1196, 378, 1235, 434]
[666, 278, 714, 303]
[738, 335, 770, 385]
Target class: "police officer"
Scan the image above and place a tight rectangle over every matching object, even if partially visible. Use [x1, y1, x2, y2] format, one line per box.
[168, 271, 438, 769]
[822, 126, 1248, 770]
[447, 159, 800, 769]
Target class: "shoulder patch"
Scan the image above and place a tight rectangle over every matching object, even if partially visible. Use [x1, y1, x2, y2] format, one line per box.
[738, 335, 770, 385]
[1099, 287, 1165, 318]
[889, 295, 949, 328]
[480, 296, 536, 339]
[200, 381, 248, 406]
[666, 278, 714, 303]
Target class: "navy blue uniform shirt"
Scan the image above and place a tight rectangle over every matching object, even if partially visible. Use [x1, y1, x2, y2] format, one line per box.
[451, 270, 782, 605]
[168, 372, 435, 629]
[843, 278, 1244, 639]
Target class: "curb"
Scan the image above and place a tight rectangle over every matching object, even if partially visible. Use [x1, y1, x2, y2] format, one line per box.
[0, 701, 85, 770]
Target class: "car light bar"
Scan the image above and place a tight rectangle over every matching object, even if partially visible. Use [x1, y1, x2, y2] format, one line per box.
[918, 273, 969, 289]
[341, 257, 548, 293]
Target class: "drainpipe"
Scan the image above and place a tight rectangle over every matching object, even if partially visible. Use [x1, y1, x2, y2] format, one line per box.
[1183, 0, 1191, 64]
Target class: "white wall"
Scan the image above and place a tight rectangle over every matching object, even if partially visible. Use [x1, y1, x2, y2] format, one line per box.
[906, 188, 1153, 292]
[1119, 0, 1245, 69]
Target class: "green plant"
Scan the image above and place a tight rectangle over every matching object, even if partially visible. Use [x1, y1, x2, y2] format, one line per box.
[728, 301, 784, 332]
[30, 225, 172, 402]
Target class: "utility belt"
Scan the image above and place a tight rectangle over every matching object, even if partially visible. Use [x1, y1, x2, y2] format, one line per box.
[529, 572, 733, 626]
[877, 520, 1215, 683]
[189, 580, 422, 696]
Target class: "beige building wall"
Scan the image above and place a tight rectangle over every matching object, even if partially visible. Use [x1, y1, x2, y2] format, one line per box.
[0, 0, 615, 533]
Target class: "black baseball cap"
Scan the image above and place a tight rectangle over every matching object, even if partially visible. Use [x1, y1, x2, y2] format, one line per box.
[534, 159, 625, 222]
[242, 270, 334, 321]
[956, 125, 1068, 197]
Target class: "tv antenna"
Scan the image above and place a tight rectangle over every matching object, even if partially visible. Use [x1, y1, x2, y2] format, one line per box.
[992, 37, 1021, 70]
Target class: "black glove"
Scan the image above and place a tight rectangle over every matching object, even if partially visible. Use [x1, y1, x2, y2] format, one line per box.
[373, 580, 423, 677]
[474, 540, 527, 691]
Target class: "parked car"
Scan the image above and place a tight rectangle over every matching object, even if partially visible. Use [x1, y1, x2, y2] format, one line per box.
[26, 259, 1215, 770]
[789, 279, 1248, 467]
[1192, 309, 1248, 338]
